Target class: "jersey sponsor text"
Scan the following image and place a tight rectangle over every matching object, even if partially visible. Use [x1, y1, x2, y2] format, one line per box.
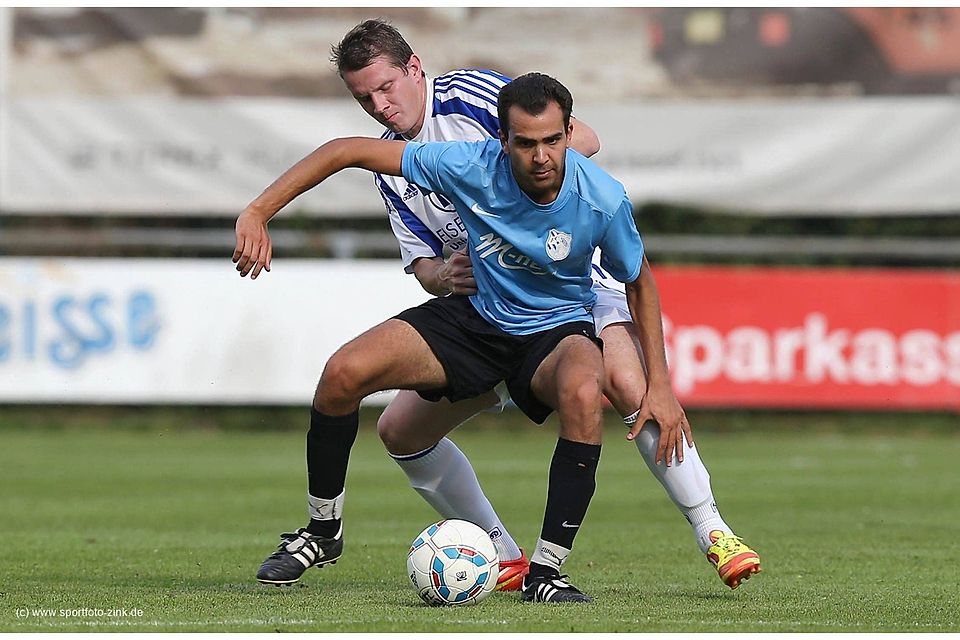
[475, 233, 547, 275]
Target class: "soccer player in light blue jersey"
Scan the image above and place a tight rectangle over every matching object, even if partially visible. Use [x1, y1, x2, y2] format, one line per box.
[326, 20, 759, 595]
[234, 72, 758, 601]
[328, 21, 601, 592]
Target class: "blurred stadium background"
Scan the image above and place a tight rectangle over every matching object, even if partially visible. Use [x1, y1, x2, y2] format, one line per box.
[2, 6, 958, 407]
[1, 7, 958, 632]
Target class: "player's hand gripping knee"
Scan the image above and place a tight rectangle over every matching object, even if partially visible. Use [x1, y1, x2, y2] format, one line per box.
[233, 209, 273, 279]
[627, 381, 692, 466]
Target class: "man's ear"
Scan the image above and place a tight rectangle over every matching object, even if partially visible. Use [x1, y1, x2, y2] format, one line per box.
[407, 53, 422, 76]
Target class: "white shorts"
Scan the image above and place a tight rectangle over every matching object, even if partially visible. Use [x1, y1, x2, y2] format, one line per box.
[592, 284, 632, 334]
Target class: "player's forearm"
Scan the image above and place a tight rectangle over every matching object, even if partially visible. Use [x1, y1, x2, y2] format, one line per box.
[245, 137, 407, 222]
[569, 117, 601, 158]
[412, 257, 450, 297]
[625, 257, 672, 388]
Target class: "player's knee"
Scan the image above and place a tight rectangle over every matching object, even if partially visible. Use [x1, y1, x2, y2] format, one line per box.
[314, 352, 366, 410]
[576, 377, 604, 408]
[604, 368, 644, 416]
[559, 376, 603, 418]
[376, 409, 402, 450]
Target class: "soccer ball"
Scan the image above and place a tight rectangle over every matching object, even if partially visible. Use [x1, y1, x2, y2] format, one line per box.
[406, 519, 499, 606]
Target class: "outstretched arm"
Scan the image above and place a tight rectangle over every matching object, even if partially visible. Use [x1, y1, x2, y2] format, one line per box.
[233, 137, 408, 278]
[624, 255, 692, 465]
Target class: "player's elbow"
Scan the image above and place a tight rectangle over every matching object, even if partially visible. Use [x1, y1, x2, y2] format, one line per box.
[582, 135, 601, 157]
[576, 130, 601, 157]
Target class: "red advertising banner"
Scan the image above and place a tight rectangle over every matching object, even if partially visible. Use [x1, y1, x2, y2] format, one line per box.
[654, 266, 960, 410]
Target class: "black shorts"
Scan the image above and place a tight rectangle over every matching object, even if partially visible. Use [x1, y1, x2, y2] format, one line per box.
[394, 295, 602, 424]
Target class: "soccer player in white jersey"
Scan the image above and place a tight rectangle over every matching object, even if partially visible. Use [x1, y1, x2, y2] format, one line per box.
[323, 19, 761, 591]
[236, 72, 669, 602]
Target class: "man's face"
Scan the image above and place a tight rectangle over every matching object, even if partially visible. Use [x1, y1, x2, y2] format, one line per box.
[341, 54, 426, 137]
[499, 102, 572, 205]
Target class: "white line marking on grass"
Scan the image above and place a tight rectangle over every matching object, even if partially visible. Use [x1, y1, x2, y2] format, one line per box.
[18, 617, 516, 629]
[613, 618, 952, 630]
[16, 618, 318, 628]
[17, 615, 953, 631]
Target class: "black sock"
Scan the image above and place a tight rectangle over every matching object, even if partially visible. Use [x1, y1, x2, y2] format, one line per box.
[305, 407, 359, 537]
[539, 438, 601, 553]
[306, 519, 341, 537]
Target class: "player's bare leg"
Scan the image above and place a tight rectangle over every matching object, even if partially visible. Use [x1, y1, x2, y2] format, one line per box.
[257, 319, 447, 585]
[378, 390, 529, 590]
[314, 319, 447, 414]
[378, 390, 500, 455]
[600, 322, 760, 589]
[521, 334, 604, 603]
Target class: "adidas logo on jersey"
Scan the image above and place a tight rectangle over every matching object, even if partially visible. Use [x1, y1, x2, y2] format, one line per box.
[401, 184, 420, 201]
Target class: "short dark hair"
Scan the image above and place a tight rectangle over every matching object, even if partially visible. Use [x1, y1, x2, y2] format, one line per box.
[330, 19, 414, 76]
[497, 73, 573, 136]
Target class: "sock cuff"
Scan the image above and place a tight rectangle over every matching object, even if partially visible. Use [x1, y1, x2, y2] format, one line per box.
[530, 538, 570, 575]
[555, 438, 601, 465]
[310, 407, 359, 428]
[623, 409, 641, 426]
[687, 498, 722, 522]
[389, 442, 439, 462]
[308, 490, 345, 520]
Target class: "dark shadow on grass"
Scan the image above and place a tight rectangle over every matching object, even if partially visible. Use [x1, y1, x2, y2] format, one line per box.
[222, 582, 313, 595]
[680, 590, 740, 600]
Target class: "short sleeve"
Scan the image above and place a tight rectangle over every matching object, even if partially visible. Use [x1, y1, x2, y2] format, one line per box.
[374, 174, 443, 273]
[598, 197, 644, 283]
[401, 140, 465, 195]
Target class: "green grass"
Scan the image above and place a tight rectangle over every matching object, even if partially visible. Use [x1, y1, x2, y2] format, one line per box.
[1, 410, 958, 631]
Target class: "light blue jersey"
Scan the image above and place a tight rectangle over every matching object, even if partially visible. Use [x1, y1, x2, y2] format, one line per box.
[401, 138, 643, 335]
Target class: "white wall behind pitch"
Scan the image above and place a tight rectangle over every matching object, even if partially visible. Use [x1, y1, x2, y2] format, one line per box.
[0, 258, 430, 404]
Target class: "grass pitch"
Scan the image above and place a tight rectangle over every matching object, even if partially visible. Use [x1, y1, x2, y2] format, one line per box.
[1, 408, 958, 632]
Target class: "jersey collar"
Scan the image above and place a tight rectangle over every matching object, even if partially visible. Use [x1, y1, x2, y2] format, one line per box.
[400, 74, 434, 142]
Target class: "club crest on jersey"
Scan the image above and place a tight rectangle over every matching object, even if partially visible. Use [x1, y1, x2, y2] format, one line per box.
[545, 229, 572, 261]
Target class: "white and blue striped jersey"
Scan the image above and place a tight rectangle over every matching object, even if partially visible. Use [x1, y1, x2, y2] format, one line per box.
[375, 69, 509, 272]
[374, 68, 628, 297]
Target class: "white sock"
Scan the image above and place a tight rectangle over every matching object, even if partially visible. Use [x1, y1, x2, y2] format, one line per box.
[392, 437, 522, 562]
[685, 499, 733, 553]
[530, 538, 570, 575]
[626, 415, 734, 553]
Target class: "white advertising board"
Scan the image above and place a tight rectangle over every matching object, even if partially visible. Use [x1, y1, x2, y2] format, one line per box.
[0, 258, 430, 403]
[1, 98, 386, 215]
[4, 98, 960, 216]
[583, 98, 960, 216]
